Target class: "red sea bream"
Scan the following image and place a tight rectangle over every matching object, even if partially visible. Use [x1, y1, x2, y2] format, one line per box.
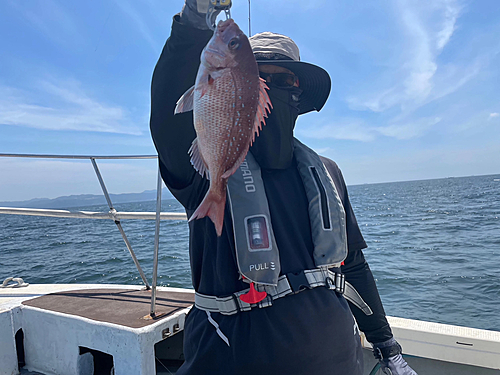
[175, 18, 272, 236]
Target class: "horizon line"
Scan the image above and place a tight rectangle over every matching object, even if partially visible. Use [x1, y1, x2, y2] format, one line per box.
[1, 172, 499, 204]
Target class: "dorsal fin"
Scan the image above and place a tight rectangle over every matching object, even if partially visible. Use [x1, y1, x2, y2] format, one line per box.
[175, 86, 195, 114]
[220, 79, 272, 179]
[188, 138, 210, 180]
[251, 78, 273, 144]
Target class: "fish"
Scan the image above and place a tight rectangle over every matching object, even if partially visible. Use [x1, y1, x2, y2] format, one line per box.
[174, 18, 272, 236]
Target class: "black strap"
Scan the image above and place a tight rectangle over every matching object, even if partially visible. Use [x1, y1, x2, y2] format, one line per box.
[286, 270, 311, 293]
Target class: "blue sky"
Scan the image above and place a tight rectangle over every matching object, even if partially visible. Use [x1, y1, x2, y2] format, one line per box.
[1, 0, 499, 201]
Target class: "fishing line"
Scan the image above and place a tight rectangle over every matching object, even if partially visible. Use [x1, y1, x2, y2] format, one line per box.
[248, 0, 251, 36]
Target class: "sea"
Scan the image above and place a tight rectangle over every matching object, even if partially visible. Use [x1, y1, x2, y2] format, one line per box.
[1, 174, 499, 333]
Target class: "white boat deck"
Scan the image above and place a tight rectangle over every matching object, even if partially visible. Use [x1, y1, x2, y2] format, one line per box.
[1, 283, 500, 375]
[1, 284, 193, 375]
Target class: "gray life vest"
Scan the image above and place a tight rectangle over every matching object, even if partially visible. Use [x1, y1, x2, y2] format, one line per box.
[227, 138, 348, 286]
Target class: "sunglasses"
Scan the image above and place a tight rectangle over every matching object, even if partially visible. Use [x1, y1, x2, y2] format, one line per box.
[259, 72, 299, 88]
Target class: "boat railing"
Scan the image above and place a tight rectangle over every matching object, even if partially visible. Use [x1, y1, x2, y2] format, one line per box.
[0, 153, 188, 318]
[0, 207, 187, 221]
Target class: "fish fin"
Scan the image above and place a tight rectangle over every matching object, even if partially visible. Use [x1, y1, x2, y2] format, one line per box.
[175, 86, 195, 114]
[251, 78, 273, 143]
[188, 138, 210, 180]
[197, 70, 212, 99]
[221, 146, 249, 179]
[221, 79, 272, 177]
[189, 189, 226, 236]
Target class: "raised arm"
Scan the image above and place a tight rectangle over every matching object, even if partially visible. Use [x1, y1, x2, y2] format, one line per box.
[149, 8, 212, 192]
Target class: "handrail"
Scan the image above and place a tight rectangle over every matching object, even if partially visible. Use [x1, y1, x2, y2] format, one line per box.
[0, 207, 187, 221]
[151, 168, 163, 317]
[1, 152, 173, 311]
[0, 153, 157, 160]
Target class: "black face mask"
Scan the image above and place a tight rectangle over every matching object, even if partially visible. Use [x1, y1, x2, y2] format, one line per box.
[250, 85, 302, 169]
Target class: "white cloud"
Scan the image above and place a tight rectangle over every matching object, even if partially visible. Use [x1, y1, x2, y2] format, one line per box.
[399, 5, 436, 100]
[435, 0, 462, 51]
[489, 113, 499, 119]
[347, 0, 463, 113]
[427, 61, 481, 103]
[9, 0, 86, 48]
[0, 80, 141, 135]
[313, 147, 334, 155]
[297, 120, 375, 142]
[264, 0, 327, 11]
[375, 117, 441, 140]
[113, 0, 162, 54]
[0, 158, 158, 202]
[335, 143, 500, 186]
[297, 116, 441, 143]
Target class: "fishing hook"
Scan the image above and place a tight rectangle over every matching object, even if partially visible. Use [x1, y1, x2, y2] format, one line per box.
[206, 0, 232, 31]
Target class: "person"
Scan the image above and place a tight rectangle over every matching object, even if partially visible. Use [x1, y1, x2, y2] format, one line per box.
[150, 1, 418, 374]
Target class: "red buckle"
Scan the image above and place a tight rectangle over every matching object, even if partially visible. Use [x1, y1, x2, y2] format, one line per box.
[239, 282, 267, 304]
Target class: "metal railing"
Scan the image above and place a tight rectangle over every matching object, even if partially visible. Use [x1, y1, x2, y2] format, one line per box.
[0, 207, 186, 221]
[0, 153, 187, 317]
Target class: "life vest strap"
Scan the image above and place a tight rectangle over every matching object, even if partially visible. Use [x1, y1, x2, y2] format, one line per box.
[194, 268, 373, 316]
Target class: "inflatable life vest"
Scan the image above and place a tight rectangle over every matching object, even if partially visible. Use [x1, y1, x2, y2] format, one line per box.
[227, 138, 348, 287]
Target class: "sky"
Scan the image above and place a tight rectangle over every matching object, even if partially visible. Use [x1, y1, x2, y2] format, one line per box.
[1, 0, 499, 201]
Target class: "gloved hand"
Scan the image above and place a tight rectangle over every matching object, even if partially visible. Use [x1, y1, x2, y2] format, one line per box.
[180, 0, 232, 30]
[372, 338, 418, 375]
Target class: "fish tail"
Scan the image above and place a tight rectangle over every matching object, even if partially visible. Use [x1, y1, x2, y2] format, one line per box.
[189, 190, 226, 236]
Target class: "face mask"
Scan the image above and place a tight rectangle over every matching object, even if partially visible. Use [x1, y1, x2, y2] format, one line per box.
[250, 85, 302, 169]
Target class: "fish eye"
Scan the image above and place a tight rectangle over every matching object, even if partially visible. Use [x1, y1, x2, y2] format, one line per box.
[228, 38, 240, 50]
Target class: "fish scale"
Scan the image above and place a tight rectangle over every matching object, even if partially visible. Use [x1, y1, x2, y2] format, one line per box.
[175, 18, 272, 236]
[195, 75, 243, 169]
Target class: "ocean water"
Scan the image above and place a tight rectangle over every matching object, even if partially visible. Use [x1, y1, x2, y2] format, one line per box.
[1, 174, 499, 332]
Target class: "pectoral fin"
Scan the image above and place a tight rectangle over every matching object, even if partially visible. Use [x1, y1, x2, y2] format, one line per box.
[175, 86, 195, 114]
[188, 137, 210, 180]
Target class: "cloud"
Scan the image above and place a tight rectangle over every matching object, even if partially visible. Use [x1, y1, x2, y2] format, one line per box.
[298, 115, 442, 143]
[436, 0, 461, 50]
[399, 5, 437, 101]
[427, 61, 481, 103]
[313, 147, 334, 155]
[0, 158, 158, 201]
[375, 117, 441, 140]
[113, 0, 162, 54]
[489, 113, 499, 119]
[347, 0, 464, 113]
[263, 0, 327, 11]
[0, 80, 141, 135]
[337, 142, 500, 186]
[9, 0, 86, 48]
[297, 119, 375, 142]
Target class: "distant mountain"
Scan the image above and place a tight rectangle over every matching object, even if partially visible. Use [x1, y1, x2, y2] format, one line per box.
[0, 188, 174, 209]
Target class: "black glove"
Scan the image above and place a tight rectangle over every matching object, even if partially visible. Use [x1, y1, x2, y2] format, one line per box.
[180, 0, 232, 30]
[372, 338, 418, 375]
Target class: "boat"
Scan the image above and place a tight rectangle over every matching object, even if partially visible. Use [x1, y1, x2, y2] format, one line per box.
[1, 153, 499, 375]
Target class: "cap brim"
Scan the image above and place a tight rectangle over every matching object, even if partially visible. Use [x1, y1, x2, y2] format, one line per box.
[255, 59, 331, 115]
